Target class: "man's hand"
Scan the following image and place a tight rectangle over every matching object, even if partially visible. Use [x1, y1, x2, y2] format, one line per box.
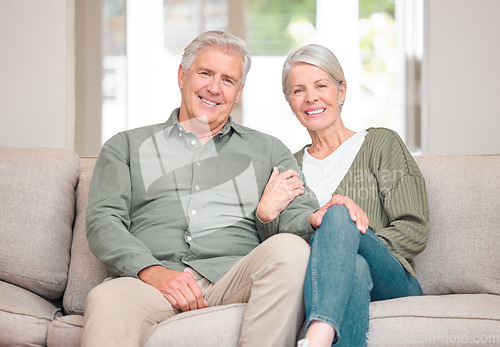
[138, 265, 208, 312]
[256, 167, 305, 223]
[309, 194, 369, 233]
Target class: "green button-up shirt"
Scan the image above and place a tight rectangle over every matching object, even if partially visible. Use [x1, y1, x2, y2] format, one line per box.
[86, 109, 319, 283]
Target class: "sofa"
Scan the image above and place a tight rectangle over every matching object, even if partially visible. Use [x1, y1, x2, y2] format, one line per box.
[0, 145, 499, 347]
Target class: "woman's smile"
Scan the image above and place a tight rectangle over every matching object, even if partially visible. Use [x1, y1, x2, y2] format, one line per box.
[305, 108, 326, 116]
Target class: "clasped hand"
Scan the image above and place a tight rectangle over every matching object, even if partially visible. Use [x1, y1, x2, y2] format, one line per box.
[256, 167, 306, 222]
[138, 265, 208, 312]
[257, 167, 369, 233]
[309, 194, 369, 234]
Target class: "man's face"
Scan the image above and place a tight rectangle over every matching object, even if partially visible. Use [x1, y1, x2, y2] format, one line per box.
[178, 47, 244, 132]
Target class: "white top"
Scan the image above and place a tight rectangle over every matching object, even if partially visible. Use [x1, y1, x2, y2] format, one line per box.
[302, 131, 367, 206]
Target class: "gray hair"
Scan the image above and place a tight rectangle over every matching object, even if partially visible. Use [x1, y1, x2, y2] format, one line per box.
[181, 30, 252, 85]
[282, 44, 345, 101]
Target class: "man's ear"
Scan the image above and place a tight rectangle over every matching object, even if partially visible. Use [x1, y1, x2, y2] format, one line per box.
[178, 64, 185, 89]
[234, 84, 245, 105]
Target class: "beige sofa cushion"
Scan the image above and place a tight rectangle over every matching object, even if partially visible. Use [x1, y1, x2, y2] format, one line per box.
[144, 303, 247, 346]
[47, 303, 247, 347]
[47, 314, 85, 347]
[0, 281, 63, 346]
[414, 155, 500, 295]
[0, 146, 80, 299]
[368, 294, 500, 346]
[63, 162, 107, 315]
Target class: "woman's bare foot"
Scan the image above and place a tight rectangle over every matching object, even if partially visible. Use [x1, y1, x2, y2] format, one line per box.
[302, 320, 336, 347]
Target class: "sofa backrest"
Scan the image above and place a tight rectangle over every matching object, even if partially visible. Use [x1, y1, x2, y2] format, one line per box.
[0, 146, 80, 300]
[413, 155, 500, 296]
[55, 153, 500, 315]
[63, 157, 106, 315]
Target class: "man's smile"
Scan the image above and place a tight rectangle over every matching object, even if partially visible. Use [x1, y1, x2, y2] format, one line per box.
[200, 96, 220, 106]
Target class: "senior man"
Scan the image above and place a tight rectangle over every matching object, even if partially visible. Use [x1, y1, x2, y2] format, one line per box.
[82, 30, 320, 347]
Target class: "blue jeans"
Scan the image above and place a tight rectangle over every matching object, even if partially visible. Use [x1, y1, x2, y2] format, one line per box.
[304, 205, 423, 347]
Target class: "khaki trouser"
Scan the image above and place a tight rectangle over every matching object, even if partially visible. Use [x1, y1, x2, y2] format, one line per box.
[82, 233, 310, 347]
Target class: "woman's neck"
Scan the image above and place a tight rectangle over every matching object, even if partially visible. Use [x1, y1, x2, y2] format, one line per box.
[307, 125, 356, 160]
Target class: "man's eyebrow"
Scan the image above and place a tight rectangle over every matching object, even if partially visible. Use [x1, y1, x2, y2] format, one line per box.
[192, 65, 241, 84]
[222, 73, 239, 82]
[193, 66, 213, 73]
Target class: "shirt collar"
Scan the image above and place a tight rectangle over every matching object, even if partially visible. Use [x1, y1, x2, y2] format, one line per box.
[163, 108, 247, 138]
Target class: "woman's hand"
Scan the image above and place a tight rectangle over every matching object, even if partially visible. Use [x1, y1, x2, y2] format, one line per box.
[309, 194, 369, 233]
[256, 167, 305, 223]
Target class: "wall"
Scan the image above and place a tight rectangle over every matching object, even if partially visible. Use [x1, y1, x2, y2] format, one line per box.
[74, 0, 102, 156]
[0, 1, 499, 155]
[0, 0, 74, 149]
[423, 0, 500, 154]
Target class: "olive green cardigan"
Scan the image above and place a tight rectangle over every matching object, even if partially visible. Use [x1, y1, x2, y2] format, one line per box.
[294, 128, 429, 276]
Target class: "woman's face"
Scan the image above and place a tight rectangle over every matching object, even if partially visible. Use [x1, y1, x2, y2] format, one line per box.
[287, 62, 346, 132]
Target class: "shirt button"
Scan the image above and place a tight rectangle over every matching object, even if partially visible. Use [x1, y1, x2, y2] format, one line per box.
[187, 236, 192, 241]
[196, 162, 201, 166]
[178, 133, 182, 137]
[191, 140, 196, 146]
[191, 210, 196, 215]
[195, 185, 200, 190]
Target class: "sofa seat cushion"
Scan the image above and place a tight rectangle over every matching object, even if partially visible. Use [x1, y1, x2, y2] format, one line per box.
[145, 303, 247, 347]
[0, 146, 80, 299]
[368, 294, 500, 346]
[45, 304, 246, 347]
[47, 314, 85, 347]
[0, 281, 62, 346]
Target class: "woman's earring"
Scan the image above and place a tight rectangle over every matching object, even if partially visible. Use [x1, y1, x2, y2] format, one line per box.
[339, 100, 344, 109]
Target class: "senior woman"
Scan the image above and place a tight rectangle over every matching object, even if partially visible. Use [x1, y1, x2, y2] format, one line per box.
[258, 44, 429, 347]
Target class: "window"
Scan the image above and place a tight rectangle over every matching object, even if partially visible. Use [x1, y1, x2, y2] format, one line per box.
[101, 0, 422, 152]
